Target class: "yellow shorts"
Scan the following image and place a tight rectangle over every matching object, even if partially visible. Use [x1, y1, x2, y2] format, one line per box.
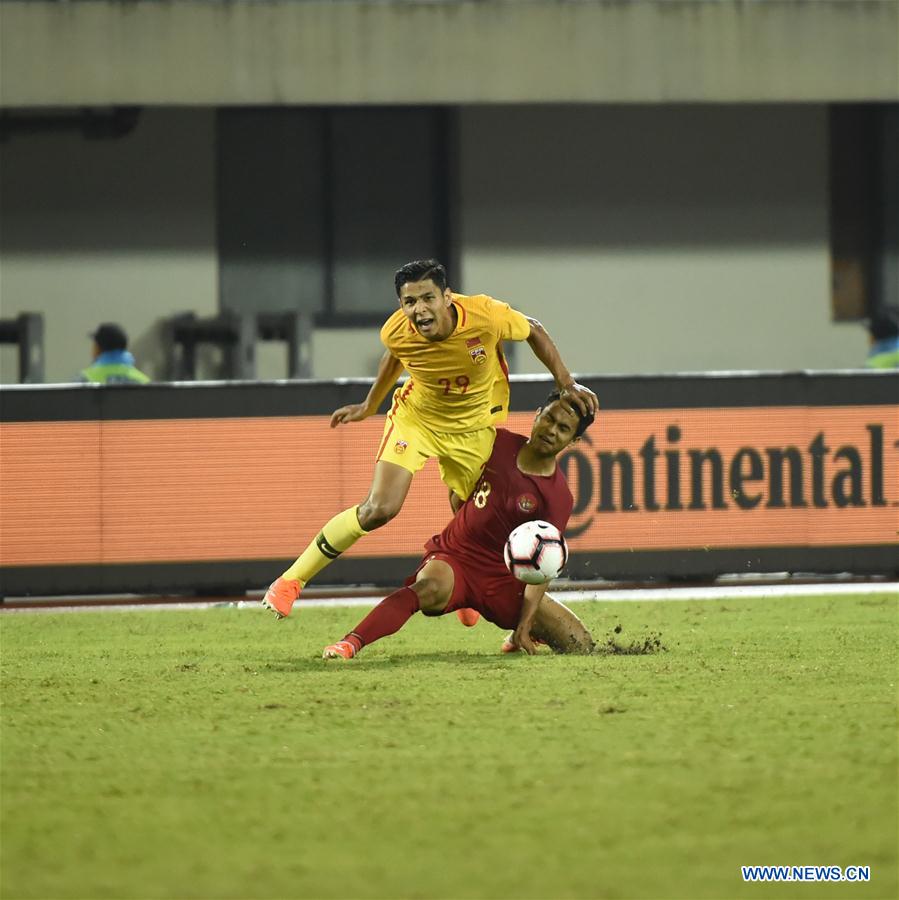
[376, 405, 496, 500]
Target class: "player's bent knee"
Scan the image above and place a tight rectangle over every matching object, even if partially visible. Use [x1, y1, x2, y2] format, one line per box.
[412, 577, 449, 616]
[357, 499, 403, 531]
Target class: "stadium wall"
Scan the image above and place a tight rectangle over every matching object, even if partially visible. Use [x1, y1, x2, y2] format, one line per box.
[0, 106, 873, 384]
[2, 0, 896, 105]
[0, 109, 220, 382]
[1, 373, 896, 597]
[458, 105, 871, 374]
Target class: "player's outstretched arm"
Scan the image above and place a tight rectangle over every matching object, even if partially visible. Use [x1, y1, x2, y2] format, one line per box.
[330, 350, 405, 428]
[524, 318, 598, 418]
[510, 582, 550, 655]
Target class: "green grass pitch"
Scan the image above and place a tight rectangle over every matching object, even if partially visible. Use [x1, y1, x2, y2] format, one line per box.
[2, 593, 897, 900]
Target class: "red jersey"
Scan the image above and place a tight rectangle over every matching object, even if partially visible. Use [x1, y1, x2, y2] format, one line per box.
[427, 428, 574, 579]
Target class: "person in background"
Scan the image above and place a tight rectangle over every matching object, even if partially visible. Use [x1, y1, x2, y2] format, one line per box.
[865, 306, 899, 369]
[78, 323, 150, 384]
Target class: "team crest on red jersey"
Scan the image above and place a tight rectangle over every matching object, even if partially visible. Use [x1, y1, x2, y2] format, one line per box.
[517, 493, 538, 513]
[394, 440, 408, 455]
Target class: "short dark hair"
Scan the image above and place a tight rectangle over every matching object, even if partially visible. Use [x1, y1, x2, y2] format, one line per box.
[91, 323, 128, 353]
[541, 390, 595, 440]
[394, 259, 448, 297]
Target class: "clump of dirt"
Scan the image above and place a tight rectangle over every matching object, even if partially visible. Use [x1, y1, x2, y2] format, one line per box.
[595, 623, 667, 655]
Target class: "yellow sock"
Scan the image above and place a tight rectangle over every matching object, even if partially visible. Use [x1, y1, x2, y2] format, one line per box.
[282, 506, 368, 585]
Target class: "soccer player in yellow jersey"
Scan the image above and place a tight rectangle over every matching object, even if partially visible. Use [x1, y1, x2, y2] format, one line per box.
[262, 259, 598, 619]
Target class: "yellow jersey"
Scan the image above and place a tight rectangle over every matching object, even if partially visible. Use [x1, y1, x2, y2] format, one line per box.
[380, 293, 531, 433]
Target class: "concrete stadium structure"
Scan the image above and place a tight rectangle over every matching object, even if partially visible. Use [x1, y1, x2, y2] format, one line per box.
[0, 1, 896, 382]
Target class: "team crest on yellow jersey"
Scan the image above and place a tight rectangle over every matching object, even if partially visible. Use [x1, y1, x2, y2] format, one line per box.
[394, 440, 408, 455]
[466, 336, 487, 365]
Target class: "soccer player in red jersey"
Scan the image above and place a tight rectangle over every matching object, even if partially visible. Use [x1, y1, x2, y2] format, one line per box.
[322, 391, 596, 659]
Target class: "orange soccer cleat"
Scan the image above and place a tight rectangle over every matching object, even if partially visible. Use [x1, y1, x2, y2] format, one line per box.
[322, 640, 357, 660]
[456, 608, 481, 627]
[261, 576, 302, 619]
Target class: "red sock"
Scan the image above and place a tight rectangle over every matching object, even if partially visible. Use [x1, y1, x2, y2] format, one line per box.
[345, 586, 420, 651]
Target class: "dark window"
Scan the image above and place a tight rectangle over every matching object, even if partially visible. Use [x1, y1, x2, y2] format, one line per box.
[217, 107, 451, 327]
[829, 104, 899, 322]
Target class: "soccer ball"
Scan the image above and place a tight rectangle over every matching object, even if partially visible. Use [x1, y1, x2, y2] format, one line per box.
[503, 520, 568, 585]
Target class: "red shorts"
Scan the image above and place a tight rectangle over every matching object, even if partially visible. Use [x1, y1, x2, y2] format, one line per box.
[404, 546, 526, 631]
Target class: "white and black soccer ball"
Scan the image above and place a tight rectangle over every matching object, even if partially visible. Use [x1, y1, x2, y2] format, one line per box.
[503, 520, 569, 585]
